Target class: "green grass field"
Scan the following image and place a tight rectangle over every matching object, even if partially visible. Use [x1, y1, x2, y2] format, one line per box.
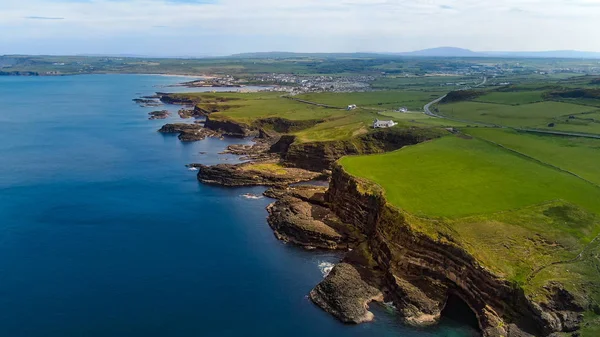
[187, 92, 348, 124]
[472, 91, 545, 105]
[340, 135, 600, 218]
[465, 128, 600, 186]
[296, 90, 444, 111]
[438, 101, 596, 128]
[378, 111, 470, 128]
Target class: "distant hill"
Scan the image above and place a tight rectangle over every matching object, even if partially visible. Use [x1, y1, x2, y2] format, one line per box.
[396, 47, 484, 57]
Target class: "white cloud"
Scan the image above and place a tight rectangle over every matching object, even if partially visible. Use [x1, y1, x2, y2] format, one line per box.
[0, 0, 599, 54]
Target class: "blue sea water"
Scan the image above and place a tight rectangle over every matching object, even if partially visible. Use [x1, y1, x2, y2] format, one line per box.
[0, 75, 478, 337]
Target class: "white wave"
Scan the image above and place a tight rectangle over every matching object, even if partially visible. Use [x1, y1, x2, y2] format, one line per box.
[241, 193, 263, 200]
[383, 301, 397, 311]
[318, 261, 335, 277]
[188, 167, 199, 171]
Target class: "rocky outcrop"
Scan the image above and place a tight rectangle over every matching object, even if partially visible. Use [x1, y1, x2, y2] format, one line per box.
[204, 116, 257, 138]
[158, 123, 220, 141]
[309, 263, 384, 323]
[178, 108, 205, 119]
[316, 164, 585, 337]
[193, 161, 322, 187]
[282, 127, 446, 171]
[148, 110, 170, 120]
[133, 98, 162, 107]
[157, 92, 196, 105]
[265, 186, 362, 249]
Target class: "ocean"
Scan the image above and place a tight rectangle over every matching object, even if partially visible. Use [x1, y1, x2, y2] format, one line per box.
[0, 74, 478, 337]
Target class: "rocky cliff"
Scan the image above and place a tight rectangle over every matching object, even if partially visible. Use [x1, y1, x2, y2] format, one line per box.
[317, 164, 585, 337]
[280, 128, 445, 171]
[194, 161, 322, 187]
[204, 116, 257, 138]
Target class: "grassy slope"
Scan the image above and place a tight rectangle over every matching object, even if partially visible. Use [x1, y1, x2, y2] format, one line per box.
[465, 128, 600, 186]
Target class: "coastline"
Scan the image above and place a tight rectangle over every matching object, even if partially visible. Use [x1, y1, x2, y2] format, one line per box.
[149, 81, 587, 337]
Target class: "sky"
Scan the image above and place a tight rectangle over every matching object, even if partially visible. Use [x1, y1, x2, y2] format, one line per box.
[1, 0, 600, 56]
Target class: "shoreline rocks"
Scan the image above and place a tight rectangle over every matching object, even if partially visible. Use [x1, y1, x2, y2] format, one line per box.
[265, 186, 361, 250]
[193, 161, 322, 187]
[309, 263, 384, 324]
[148, 110, 170, 120]
[158, 123, 220, 141]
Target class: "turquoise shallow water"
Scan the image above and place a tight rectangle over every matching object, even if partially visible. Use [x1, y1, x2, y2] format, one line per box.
[0, 75, 478, 337]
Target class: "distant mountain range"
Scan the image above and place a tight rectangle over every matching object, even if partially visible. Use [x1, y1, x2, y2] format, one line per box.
[231, 47, 600, 59]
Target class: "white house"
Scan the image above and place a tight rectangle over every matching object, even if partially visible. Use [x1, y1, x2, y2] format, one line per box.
[397, 107, 408, 113]
[347, 104, 357, 111]
[373, 119, 397, 129]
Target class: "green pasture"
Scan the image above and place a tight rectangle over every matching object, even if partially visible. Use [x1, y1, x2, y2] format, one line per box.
[438, 101, 595, 127]
[464, 128, 600, 186]
[472, 90, 545, 105]
[295, 90, 444, 111]
[340, 135, 600, 218]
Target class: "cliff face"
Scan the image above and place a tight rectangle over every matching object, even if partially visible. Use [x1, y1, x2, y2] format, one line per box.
[321, 165, 584, 337]
[204, 116, 258, 138]
[283, 128, 445, 172]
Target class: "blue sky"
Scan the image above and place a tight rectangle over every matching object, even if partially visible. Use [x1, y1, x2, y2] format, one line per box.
[1, 0, 599, 56]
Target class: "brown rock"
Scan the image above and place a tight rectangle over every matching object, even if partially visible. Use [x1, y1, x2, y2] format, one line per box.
[309, 263, 383, 324]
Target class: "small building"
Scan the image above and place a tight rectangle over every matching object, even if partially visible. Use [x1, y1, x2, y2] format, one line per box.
[397, 107, 408, 113]
[347, 104, 357, 111]
[373, 119, 397, 129]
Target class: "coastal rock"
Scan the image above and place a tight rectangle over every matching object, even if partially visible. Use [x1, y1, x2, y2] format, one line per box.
[204, 116, 258, 138]
[266, 190, 359, 249]
[220, 135, 280, 161]
[178, 108, 204, 119]
[309, 263, 383, 324]
[158, 93, 196, 105]
[281, 127, 446, 171]
[158, 123, 220, 141]
[194, 161, 321, 187]
[133, 98, 162, 107]
[148, 110, 170, 120]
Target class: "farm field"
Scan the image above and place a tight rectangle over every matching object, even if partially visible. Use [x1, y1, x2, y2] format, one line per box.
[437, 100, 596, 128]
[340, 135, 600, 218]
[370, 75, 479, 90]
[472, 90, 545, 105]
[378, 111, 470, 128]
[295, 90, 444, 111]
[465, 128, 600, 186]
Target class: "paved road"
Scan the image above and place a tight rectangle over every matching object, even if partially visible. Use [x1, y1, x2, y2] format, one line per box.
[423, 77, 600, 139]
